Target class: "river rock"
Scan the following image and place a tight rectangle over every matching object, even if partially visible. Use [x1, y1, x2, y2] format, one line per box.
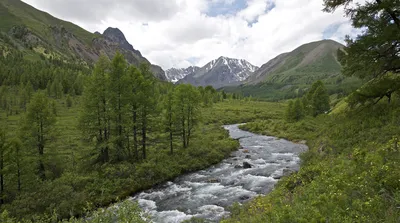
[273, 175, 281, 180]
[245, 155, 251, 159]
[239, 195, 250, 200]
[207, 178, 220, 183]
[243, 149, 250, 153]
[234, 165, 243, 169]
[243, 162, 252, 169]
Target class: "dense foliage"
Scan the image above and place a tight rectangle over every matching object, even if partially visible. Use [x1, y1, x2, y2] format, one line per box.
[0, 51, 245, 221]
[285, 81, 330, 122]
[324, 0, 400, 104]
[225, 95, 400, 222]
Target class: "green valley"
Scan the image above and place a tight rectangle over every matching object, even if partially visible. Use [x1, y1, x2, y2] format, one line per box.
[0, 0, 400, 222]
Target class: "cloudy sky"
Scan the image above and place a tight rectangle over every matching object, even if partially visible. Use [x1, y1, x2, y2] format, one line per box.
[22, 0, 359, 70]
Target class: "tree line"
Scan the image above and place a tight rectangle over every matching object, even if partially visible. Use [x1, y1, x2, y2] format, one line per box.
[286, 80, 330, 122]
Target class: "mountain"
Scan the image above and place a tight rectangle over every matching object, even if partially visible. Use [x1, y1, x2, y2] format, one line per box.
[223, 40, 362, 100]
[165, 66, 200, 83]
[177, 56, 258, 88]
[246, 39, 344, 85]
[0, 0, 166, 80]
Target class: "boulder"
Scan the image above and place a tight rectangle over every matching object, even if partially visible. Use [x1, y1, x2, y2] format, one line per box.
[245, 155, 251, 159]
[234, 165, 243, 169]
[243, 162, 252, 169]
[239, 195, 250, 200]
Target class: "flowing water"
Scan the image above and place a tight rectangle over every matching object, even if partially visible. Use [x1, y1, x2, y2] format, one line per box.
[131, 124, 308, 223]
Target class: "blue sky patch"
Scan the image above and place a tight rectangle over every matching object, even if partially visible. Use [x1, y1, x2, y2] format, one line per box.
[323, 22, 343, 39]
[206, 0, 248, 17]
[187, 57, 200, 64]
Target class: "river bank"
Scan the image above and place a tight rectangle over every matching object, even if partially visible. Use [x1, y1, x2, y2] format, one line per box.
[130, 124, 308, 223]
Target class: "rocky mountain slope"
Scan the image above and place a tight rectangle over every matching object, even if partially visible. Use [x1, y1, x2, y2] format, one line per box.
[165, 66, 200, 83]
[246, 39, 344, 85]
[0, 0, 166, 80]
[177, 56, 258, 88]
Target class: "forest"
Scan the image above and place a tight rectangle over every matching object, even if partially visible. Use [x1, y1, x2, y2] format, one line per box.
[0, 48, 249, 221]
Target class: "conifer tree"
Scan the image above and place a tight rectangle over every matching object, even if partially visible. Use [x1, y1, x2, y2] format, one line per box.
[22, 92, 55, 180]
[109, 52, 128, 161]
[79, 55, 111, 163]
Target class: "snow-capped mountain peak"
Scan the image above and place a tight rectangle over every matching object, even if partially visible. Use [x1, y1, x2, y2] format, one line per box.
[176, 56, 259, 88]
[165, 66, 201, 83]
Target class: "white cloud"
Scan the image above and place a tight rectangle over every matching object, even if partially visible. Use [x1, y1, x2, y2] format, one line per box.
[22, 0, 355, 70]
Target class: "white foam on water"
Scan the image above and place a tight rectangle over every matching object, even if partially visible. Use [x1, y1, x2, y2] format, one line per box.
[197, 205, 230, 220]
[152, 210, 194, 223]
[253, 158, 268, 165]
[138, 199, 157, 211]
[239, 174, 277, 190]
[271, 153, 295, 157]
[168, 184, 192, 194]
[138, 191, 165, 200]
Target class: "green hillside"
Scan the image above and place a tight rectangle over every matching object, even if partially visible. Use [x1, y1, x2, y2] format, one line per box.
[223, 40, 363, 100]
[0, 0, 166, 80]
[0, 0, 96, 45]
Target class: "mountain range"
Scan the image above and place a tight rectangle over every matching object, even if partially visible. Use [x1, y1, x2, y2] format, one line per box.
[0, 0, 166, 80]
[174, 56, 258, 89]
[1, 0, 359, 98]
[165, 66, 201, 83]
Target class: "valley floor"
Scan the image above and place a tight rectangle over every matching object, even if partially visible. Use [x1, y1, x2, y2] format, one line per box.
[2, 98, 399, 223]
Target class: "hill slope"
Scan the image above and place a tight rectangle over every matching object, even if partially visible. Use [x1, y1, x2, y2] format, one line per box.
[222, 40, 362, 100]
[0, 0, 166, 80]
[177, 56, 258, 88]
[247, 39, 344, 85]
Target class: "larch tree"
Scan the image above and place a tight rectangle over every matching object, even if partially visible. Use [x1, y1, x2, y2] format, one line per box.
[163, 86, 177, 154]
[9, 138, 23, 192]
[79, 54, 111, 163]
[23, 92, 56, 180]
[174, 84, 201, 148]
[126, 65, 142, 160]
[109, 52, 129, 161]
[312, 84, 330, 116]
[0, 125, 7, 205]
[137, 63, 157, 160]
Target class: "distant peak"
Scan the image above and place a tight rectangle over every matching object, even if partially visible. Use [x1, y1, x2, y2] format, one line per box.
[103, 27, 125, 38]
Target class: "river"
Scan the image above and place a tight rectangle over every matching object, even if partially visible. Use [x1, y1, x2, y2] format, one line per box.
[131, 124, 308, 223]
